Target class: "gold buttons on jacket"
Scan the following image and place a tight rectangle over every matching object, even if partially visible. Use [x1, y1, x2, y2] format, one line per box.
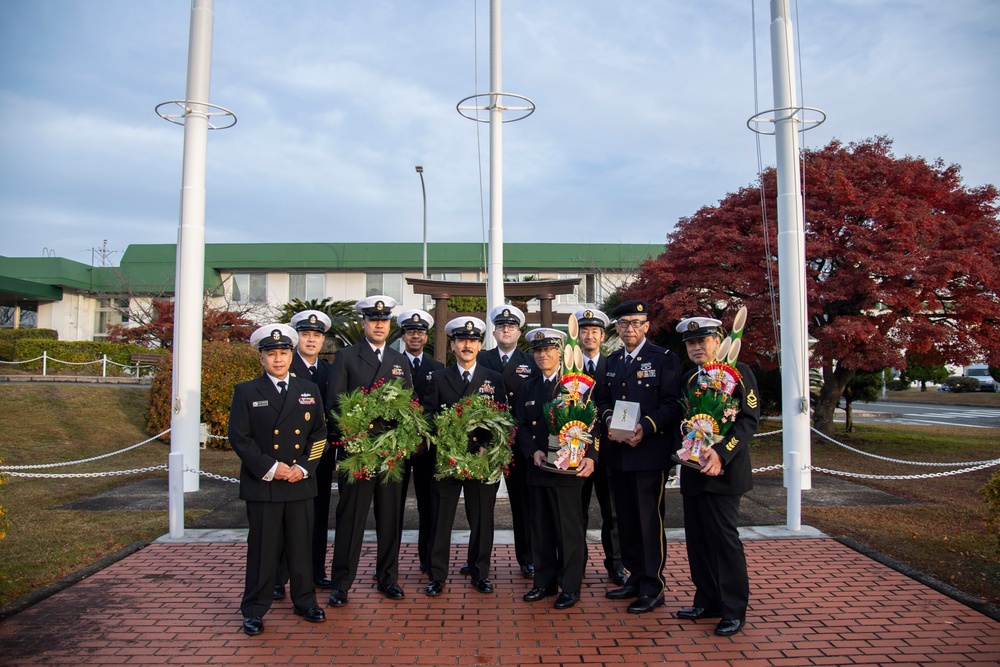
[295, 444, 300, 449]
[273, 445, 279, 450]
[295, 429, 301, 435]
[274, 429, 279, 435]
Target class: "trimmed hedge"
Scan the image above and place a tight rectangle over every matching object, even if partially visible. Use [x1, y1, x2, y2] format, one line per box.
[942, 375, 981, 393]
[146, 341, 260, 448]
[12, 339, 167, 376]
[0, 328, 58, 361]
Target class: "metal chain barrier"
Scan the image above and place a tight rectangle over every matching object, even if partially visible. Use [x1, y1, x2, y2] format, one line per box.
[3, 465, 168, 479]
[810, 426, 998, 467]
[205, 433, 229, 441]
[754, 428, 783, 437]
[0, 429, 171, 470]
[0, 356, 45, 365]
[184, 466, 239, 484]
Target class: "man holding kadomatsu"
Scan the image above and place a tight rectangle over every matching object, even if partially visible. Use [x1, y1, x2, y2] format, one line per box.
[673, 312, 759, 637]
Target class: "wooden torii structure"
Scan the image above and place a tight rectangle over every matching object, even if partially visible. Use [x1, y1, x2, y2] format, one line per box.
[406, 277, 581, 362]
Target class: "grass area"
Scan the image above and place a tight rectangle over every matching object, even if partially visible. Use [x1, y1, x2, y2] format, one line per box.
[752, 421, 1000, 605]
[0, 384, 237, 607]
[883, 387, 1000, 406]
[1, 384, 998, 610]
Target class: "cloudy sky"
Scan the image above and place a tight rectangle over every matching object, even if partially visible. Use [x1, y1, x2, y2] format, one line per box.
[1, 1, 997, 265]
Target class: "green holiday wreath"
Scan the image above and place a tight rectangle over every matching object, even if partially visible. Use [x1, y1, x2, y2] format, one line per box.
[334, 378, 431, 483]
[432, 394, 515, 484]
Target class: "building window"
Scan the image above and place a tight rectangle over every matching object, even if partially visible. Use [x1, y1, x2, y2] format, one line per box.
[365, 273, 403, 302]
[557, 274, 582, 305]
[289, 273, 325, 302]
[232, 273, 267, 304]
[433, 272, 462, 282]
[93, 297, 129, 340]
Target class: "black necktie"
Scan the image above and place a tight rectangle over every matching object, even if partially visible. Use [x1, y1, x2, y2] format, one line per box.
[308, 365, 316, 379]
[543, 378, 554, 396]
[501, 354, 509, 368]
[412, 357, 420, 372]
[587, 359, 596, 375]
[375, 348, 382, 363]
[462, 370, 471, 385]
[277, 380, 287, 395]
[624, 353, 633, 370]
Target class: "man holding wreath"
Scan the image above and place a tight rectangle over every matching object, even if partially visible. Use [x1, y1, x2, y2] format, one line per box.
[422, 316, 508, 597]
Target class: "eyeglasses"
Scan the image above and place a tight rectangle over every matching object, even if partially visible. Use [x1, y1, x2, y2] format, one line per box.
[402, 329, 427, 336]
[616, 319, 647, 329]
[495, 324, 520, 332]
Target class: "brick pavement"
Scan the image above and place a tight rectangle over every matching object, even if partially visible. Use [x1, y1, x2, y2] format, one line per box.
[1, 538, 997, 666]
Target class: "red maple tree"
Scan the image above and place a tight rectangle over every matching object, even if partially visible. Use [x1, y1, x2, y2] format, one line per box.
[625, 137, 1000, 433]
[107, 300, 256, 350]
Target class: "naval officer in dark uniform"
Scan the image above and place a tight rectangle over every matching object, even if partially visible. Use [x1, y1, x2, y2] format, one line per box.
[477, 304, 536, 578]
[395, 308, 444, 574]
[422, 317, 507, 597]
[515, 328, 597, 610]
[272, 309, 336, 598]
[597, 300, 683, 614]
[675, 316, 759, 637]
[229, 323, 328, 635]
[574, 307, 627, 587]
[326, 295, 414, 606]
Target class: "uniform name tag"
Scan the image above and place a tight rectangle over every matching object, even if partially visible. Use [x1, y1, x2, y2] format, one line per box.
[525, 400, 536, 406]
[253, 400, 269, 408]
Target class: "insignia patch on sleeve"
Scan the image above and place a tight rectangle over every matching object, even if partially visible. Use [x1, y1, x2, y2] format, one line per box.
[725, 437, 738, 451]
[746, 389, 758, 409]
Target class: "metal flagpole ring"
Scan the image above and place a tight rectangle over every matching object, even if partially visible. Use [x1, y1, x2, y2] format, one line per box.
[746, 105, 825, 136]
[155, 100, 238, 130]
[457, 92, 536, 123]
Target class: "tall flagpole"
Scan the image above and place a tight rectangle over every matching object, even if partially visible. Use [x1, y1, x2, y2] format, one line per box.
[485, 0, 505, 348]
[769, 0, 813, 528]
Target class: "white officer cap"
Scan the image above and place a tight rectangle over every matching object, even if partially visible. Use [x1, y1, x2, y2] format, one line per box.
[445, 316, 487, 340]
[525, 327, 566, 349]
[396, 309, 434, 331]
[573, 308, 610, 329]
[250, 323, 299, 351]
[354, 295, 396, 319]
[488, 304, 526, 327]
[675, 317, 724, 341]
[290, 309, 331, 333]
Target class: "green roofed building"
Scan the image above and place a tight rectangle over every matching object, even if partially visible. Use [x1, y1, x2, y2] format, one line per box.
[0, 242, 663, 342]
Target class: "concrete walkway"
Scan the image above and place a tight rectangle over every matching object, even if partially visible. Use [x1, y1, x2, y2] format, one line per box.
[1, 528, 997, 666]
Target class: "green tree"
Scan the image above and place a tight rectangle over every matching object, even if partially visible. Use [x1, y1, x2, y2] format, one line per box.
[901, 350, 949, 392]
[842, 371, 884, 432]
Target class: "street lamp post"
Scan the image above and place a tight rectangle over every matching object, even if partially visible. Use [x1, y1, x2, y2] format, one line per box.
[415, 165, 427, 281]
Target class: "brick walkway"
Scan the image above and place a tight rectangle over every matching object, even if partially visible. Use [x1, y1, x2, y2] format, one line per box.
[1, 538, 997, 666]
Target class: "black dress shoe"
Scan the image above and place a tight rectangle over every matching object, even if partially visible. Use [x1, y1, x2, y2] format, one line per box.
[520, 563, 535, 578]
[522, 586, 558, 602]
[554, 592, 579, 609]
[474, 578, 494, 594]
[715, 618, 744, 636]
[272, 584, 286, 600]
[627, 594, 665, 614]
[293, 606, 326, 623]
[314, 577, 333, 590]
[605, 584, 639, 600]
[610, 569, 629, 587]
[242, 616, 264, 636]
[459, 563, 470, 575]
[377, 582, 405, 599]
[327, 589, 349, 607]
[424, 580, 444, 596]
[676, 606, 723, 620]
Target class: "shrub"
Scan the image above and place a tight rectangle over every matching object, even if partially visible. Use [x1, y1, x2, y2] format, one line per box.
[12, 339, 163, 375]
[941, 376, 981, 393]
[981, 470, 1000, 552]
[886, 379, 912, 391]
[0, 328, 58, 361]
[147, 341, 260, 448]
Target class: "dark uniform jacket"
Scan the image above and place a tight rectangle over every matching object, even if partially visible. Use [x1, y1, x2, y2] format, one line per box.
[478, 347, 536, 407]
[515, 375, 599, 487]
[325, 341, 414, 440]
[290, 353, 332, 406]
[679, 362, 759, 496]
[408, 354, 445, 411]
[597, 341, 683, 472]
[228, 374, 328, 502]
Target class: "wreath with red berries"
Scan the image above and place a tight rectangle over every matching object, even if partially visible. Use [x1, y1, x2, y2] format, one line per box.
[431, 394, 515, 484]
[334, 378, 431, 483]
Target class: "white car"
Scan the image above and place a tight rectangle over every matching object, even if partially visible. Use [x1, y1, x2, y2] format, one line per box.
[965, 365, 999, 392]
